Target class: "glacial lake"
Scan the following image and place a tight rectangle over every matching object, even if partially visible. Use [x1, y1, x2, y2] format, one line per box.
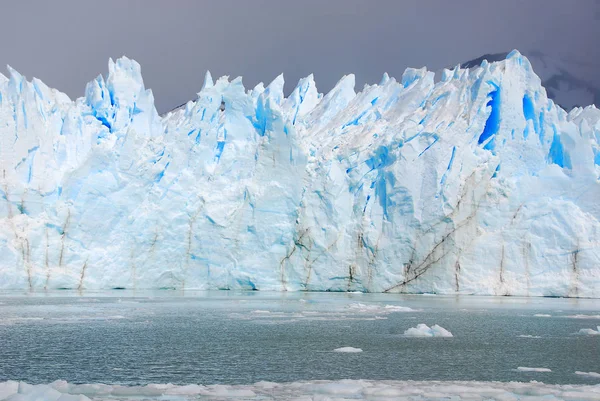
[0, 291, 598, 386]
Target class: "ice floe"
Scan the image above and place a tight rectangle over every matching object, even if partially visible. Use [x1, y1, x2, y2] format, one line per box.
[227, 302, 417, 323]
[404, 323, 453, 337]
[566, 314, 600, 320]
[347, 303, 417, 313]
[333, 347, 363, 353]
[1, 379, 600, 400]
[516, 367, 552, 372]
[576, 371, 600, 379]
[577, 326, 600, 335]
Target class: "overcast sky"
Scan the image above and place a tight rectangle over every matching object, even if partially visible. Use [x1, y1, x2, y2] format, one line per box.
[2, 0, 599, 113]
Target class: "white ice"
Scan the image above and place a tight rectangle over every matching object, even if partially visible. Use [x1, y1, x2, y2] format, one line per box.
[347, 303, 417, 313]
[333, 347, 363, 353]
[0, 51, 600, 296]
[567, 315, 600, 319]
[516, 367, 552, 372]
[577, 326, 600, 335]
[1, 380, 600, 401]
[226, 301, 417, 323]
[403, 323, 453, 337]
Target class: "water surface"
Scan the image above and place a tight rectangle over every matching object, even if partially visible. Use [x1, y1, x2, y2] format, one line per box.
[0, 291, 598, 385]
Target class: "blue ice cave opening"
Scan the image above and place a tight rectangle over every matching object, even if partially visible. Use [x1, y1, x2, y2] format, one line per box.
[478, 84, 501, 148]
[548, 131, 572, 169]
[522, 94, 535, 121]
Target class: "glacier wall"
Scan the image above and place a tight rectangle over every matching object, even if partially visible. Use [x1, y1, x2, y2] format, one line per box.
[0, 51, 599, 296]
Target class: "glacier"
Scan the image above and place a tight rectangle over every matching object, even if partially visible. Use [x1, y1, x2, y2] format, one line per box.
[0, 50, 599, 296]
[459, 51, 600, 111]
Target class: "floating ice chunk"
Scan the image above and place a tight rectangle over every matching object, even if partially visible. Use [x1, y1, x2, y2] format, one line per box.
[404, 324, 453, 337]
[517, 367, 552, 372]
[333, 347, 363, 353]
[567, 315, 600, 319]
[430, 325, 453, 337]
[576, 371, 600, 378]
[577, 326, 600, 335]
[518, 334, 542, 338]
[534, 314, 552, 317]
[348, 303, 416, 314]
[383, 305, 416, 312]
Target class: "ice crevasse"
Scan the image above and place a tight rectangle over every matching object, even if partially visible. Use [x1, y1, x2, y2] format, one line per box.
[0, 50, 599, 296]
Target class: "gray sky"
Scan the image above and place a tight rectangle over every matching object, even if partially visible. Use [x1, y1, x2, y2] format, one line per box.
[2, 0, 599, 113]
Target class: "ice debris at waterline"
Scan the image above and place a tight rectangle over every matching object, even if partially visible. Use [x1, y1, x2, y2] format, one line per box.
[516, 367, 552, 372]
[2, 380, 600, 401]
[577, 326, 600, 335]
[567, 314, 600, 319]
[1, 50, 600, 296]
[347, 303, 417, 313]
[333, 346, 363, 353]
[404, 323, 453, 337]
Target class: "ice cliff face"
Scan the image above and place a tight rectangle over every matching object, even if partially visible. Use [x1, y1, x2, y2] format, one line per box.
[460, 51, 600, 111]
[1, 51, 599, 296]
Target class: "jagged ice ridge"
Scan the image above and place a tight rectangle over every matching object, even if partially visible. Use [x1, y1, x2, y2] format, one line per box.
[0, 50, 599, 296]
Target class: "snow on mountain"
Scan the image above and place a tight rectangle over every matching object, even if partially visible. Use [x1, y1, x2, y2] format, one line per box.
[0, 50, 599, 296]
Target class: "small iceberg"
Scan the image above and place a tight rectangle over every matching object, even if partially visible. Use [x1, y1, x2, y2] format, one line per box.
[333, 347, 363, 353]
[517, 367, 552, 372]
[575, 371, 600, 378]
[577, 326, 600, 336]
[404, 324, 453, 338]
